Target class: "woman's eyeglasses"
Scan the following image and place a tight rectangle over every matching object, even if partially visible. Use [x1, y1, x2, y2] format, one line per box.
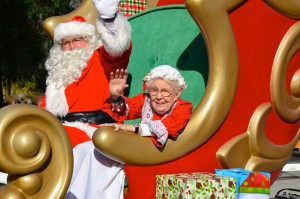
[148, 88, 173, 97]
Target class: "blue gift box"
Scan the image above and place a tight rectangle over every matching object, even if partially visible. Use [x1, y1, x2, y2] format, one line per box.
[215, 168, 270, 199]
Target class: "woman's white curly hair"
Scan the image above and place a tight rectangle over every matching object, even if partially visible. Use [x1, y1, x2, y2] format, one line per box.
[144, 65, 187, 90]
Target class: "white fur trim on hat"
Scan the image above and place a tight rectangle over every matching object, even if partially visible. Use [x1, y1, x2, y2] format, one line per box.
[54, 20, 96, 43]
[144, 65, 187, 90]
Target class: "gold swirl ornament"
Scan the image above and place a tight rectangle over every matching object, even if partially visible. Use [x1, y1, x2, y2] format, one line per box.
[0, 105, 73, 199]
[92, 0, 244, 165]
[217, 103, 300, 172]
[217, 0, 300, 171]
[270, 20, 300, 123]
[263, 0, 300, 19]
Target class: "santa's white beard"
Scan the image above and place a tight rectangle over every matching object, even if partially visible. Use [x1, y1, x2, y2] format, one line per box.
[45, 45, 96, 90]
[44, 39, 99, 117]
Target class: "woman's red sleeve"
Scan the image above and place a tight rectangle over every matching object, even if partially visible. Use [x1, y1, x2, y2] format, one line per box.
[161, 99, 193, 139]
[102, 93, 145, 123]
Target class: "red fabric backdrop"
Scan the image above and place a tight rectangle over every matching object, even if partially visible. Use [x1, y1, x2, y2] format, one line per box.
[124, 0, 300, 198]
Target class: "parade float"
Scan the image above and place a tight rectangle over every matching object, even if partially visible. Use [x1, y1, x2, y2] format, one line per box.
[0, 0, 299, 198]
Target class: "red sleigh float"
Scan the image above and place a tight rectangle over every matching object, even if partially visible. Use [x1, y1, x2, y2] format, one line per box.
[0, 0, 299, 198]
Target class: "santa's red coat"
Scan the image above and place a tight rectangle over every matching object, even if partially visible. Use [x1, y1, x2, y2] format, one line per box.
[40, 45, 132, 147]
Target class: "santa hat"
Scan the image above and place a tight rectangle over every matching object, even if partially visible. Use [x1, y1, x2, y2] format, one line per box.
[53, 16, 96, 43]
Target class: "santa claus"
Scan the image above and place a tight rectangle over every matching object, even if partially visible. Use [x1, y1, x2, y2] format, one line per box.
[39, 0, 132, 148]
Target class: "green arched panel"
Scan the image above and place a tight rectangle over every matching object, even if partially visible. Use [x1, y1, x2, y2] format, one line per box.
[124, 5, 208, 123]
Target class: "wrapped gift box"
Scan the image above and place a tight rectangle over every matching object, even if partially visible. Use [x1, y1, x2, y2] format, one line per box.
[156, 172, 237, 199]
[215, 168, 270, 199]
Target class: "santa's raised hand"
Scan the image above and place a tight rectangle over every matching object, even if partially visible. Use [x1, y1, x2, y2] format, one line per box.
[92, 0, 120, 20]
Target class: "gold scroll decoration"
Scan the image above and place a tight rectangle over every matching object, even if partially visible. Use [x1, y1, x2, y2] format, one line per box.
[43, 0, 159, 39]
[92, 0, 244, 165]
[216, 103, 300, 172]
[263, 0, 300, 19]
[291, 68, 300, 98]
[43, 0, 98, 39]
[0, 104, 73, 199]
[270, 20, 300, 123]
[216, 0, 300, 171]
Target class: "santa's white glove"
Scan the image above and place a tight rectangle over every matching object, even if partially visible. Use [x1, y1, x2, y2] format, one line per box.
[92, 0, 120, 20]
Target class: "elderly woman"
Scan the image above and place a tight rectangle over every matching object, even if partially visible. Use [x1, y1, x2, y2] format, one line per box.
[101, 64, 192, 147]
[65, 65, 192, 199]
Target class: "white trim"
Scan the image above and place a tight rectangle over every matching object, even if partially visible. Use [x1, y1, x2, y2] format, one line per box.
[54, 21, 96, 43]
[282, 163, 300, 171]
[45, 83, 69, 117]
[239, 193, 269, 199]
[63, 121, 97, 138]
[140, 124, 152, 136]
[96, 12, 131, 57]
[0, 172, 7, 184]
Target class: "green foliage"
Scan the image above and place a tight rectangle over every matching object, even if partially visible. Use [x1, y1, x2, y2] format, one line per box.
[0, 0, 75, 107]
[23, 0, 74, 42]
